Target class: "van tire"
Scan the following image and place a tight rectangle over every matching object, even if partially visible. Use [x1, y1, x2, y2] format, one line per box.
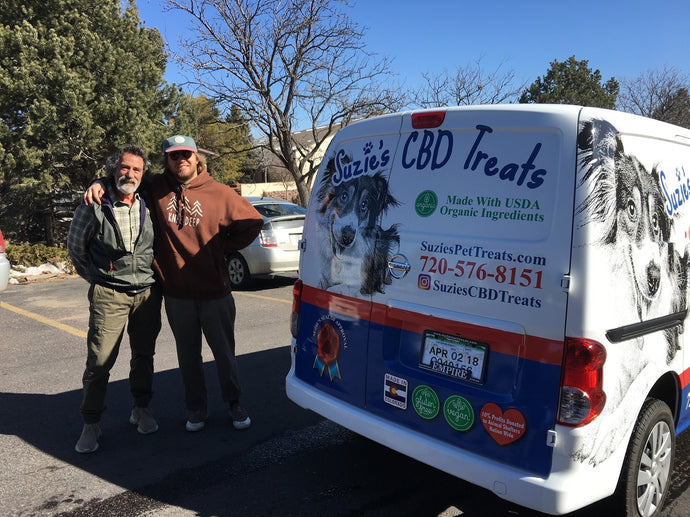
[616, 398, 675, 517]
[227, 253, 251, 289]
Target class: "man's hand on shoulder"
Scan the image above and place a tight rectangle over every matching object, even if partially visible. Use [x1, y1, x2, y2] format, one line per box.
[84, 180, 106, 206]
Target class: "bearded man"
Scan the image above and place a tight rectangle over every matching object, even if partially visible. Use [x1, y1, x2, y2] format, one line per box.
[67, 144, 162, 453]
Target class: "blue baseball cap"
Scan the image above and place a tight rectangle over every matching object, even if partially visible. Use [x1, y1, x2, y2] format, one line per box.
[163, 135, 197, 153]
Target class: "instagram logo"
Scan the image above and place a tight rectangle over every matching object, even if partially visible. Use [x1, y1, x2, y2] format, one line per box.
[418, 274, 431, 290]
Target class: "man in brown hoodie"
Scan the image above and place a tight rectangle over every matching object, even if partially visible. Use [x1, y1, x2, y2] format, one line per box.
[154, 135, 263, 432]
[87, 135, 263, 433]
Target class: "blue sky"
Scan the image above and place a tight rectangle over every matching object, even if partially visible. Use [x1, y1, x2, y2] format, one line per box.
[136, 0, 689, 110]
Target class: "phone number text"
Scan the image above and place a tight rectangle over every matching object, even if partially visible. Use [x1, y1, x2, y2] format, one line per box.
[420, 255, 543, 289]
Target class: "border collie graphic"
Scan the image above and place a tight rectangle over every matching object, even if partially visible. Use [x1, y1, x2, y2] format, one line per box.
[315, 154, 400, 296]
[573, 119, 689, 465]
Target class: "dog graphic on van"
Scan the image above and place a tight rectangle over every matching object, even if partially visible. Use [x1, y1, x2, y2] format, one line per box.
[573, 119, 689, 465]
[315, 155, 400, 296]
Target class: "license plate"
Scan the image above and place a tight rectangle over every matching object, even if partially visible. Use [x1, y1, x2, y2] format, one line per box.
[419, 331, 487, 384]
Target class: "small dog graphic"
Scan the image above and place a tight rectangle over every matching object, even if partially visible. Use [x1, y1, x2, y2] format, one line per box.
[316, 156, 400, 296]
[573, 119, 688, 465]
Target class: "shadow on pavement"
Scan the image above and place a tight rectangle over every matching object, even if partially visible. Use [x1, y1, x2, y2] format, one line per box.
[0, 345, 319, 516]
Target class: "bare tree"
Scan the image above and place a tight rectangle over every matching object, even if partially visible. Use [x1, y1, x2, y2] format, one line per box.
[165, 0, 406, 205]
[416, 57, 525, 108]
[618, 66, 690, 127]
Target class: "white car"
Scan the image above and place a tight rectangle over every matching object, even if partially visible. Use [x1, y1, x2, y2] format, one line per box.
[0, 229, 9, 291]
[227, 197, 306, 288]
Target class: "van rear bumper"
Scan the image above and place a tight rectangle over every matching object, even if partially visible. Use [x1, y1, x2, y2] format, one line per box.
[286, 363, 620, 515]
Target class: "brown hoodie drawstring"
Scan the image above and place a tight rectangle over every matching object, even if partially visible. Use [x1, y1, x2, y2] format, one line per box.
[176, 185, 186, 230]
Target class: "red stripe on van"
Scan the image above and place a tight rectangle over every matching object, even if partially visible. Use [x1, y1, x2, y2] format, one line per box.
[301, 285, 564, 366]
[301, 284, 371, 320]
[679, 369, 690, 389]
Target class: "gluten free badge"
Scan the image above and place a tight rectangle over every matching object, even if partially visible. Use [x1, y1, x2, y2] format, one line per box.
[412, 385, 440, 420]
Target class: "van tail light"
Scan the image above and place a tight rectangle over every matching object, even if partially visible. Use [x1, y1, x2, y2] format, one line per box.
[0, 230, 4, 253]
[290, 279, 303, 338]
[412, 111, 446, 129]
[557, 338, 607, 427]
[259, 229, 277, 247]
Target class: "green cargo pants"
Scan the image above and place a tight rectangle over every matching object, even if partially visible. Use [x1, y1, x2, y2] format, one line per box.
[80, 283, 162, 424]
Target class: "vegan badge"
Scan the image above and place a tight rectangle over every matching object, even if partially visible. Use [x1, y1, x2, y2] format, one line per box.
[384, 373, 408, 410]
[412, 385, 440, 420]
[313, 316, 346, 381]
[443, 395, 474, 432]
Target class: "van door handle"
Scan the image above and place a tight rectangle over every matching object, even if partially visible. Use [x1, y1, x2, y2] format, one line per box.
[388, 254, 410, 279]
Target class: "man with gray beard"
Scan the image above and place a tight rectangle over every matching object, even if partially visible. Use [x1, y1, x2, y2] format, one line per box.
[67, 144, 162, 453]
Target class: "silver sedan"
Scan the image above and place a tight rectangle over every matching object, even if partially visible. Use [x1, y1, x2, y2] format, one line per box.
[227, 197, 306, 289]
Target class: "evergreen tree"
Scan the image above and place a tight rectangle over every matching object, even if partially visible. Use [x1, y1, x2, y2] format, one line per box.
[0, 0, 183, 243]
[519, 56, 619, 108]
[173, 95, 256, 184]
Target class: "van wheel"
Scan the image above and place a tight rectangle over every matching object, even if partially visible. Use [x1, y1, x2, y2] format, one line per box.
[227, 253, 251, 289]
[617, 398, 674, 517]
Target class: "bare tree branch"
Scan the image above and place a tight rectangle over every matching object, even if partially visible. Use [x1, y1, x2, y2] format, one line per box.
[165, 0, 406, 204]
[415, 57, 525, 108]
[618, 65, 690, 128]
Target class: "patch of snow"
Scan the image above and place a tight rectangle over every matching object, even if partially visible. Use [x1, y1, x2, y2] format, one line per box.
[9, 262, 73, 284]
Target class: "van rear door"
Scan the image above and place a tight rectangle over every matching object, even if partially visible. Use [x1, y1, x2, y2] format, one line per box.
[367, 107, 579, 475]
[293, 114, 403, 408]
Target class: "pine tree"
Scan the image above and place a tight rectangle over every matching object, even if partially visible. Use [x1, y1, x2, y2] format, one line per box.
[0, 0, 184, 243]
[519, 56, 619, 108]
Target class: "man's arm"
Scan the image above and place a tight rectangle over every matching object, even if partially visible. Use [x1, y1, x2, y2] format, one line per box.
[222, 189, 264, 253]
[67, 204, 96, 280]
[84, 174, 153, 206]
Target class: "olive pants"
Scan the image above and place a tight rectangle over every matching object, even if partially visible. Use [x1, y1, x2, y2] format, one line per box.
[80, 283, 162, 424]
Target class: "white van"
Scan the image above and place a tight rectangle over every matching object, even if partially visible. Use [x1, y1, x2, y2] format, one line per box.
[286, 105, 690, 516]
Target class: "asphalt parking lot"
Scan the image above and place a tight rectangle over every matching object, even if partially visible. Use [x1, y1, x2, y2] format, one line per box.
[2, 275, 690, 517]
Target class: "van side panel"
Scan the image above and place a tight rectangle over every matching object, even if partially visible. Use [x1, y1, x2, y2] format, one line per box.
[567, 110, 690, 468]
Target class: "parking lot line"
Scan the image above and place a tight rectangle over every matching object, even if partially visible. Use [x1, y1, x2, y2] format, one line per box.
[0, 301, 87, 338]
[233, 292, 291, 304]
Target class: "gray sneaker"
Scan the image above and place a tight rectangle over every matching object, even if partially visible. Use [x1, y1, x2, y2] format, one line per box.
[129, 407, 158, 435]
[230, 402, 251, 430]
[75, 423, 101, 453]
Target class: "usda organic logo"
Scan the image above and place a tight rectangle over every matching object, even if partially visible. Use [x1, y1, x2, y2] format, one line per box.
[415, 190, 438, 217]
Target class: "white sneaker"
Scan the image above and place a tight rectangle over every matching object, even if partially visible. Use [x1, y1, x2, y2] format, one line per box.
[230, 402, 251, 430]
[185, 409, 208, 432]
[185, 420, 206, 432]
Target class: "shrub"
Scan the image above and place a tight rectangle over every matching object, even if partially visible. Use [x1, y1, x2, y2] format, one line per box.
[5, 242, 73, 269]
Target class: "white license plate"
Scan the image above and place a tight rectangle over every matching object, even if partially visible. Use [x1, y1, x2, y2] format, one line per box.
[419, 331, 487, 384]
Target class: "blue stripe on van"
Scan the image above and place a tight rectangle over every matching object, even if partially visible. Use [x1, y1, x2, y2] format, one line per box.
[294, 286, 561, 475]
